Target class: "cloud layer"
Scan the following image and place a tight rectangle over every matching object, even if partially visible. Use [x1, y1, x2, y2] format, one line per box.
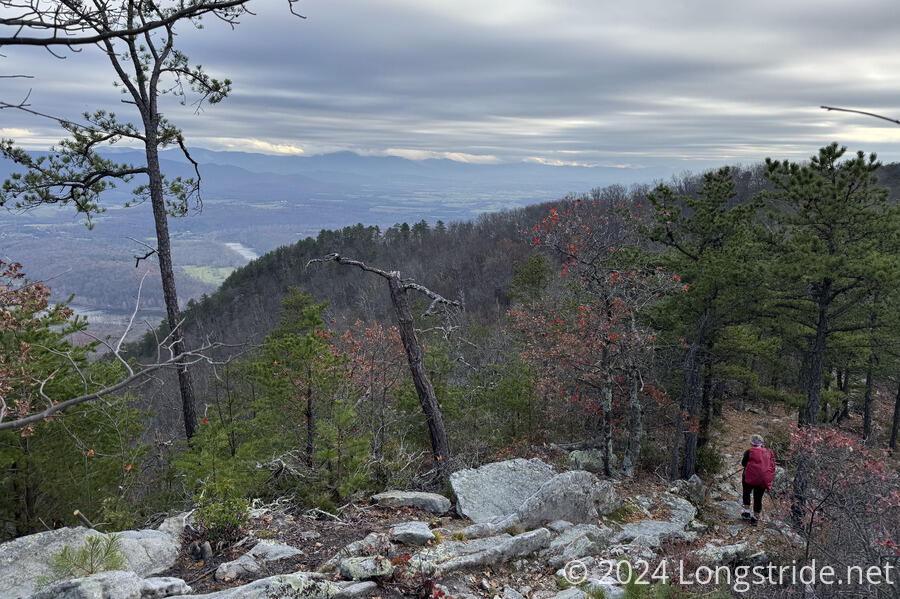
[4, 0, 900, 169]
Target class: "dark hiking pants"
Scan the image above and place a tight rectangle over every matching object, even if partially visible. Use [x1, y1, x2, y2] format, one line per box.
[742, 480, 764, 513]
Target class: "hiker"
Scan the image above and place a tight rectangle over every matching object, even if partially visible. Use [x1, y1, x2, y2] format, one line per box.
[740, 434, 775, 526]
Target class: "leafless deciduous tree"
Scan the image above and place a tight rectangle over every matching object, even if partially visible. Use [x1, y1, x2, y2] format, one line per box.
[309, 253, 458, 479]
[0, 0, 303, 439]
[0, 268, 226, 433]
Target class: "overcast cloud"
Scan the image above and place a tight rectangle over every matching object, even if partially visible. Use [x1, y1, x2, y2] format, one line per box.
[4, 0, 900, 169]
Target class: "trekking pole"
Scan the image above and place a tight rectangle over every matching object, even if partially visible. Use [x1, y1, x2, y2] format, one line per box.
[702, 466, 744, 504]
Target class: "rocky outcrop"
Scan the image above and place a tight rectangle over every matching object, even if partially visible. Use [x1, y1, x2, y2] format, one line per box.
[409, 528, 552, 575]
[450, 458, 556, 523]
[462, 470, 620, 538]
[690, 541, 751, 566]
[339, 555, 394, 580]
[672, 474, 706, 505]
[611, 495, 697, 549]
[389, 521, 434, 545]
[318, 531, 392, 573]
[27, 571, 190, 599]
[169, 573, 338, 599]
[155, 512, 193, 542]
[118, 530, 181, 578]
[566, 449, 615, 474]
[215, 540, 302, 581]
[1, 527, 179, 599]
[541, 523, 613, 568]
[371, 490, 451, 514]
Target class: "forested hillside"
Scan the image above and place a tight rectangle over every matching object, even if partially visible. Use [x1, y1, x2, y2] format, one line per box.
[3, 147, 899, 599]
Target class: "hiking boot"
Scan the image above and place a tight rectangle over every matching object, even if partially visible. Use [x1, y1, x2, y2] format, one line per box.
[749, 516, 758, 526]
[741, 511, 752, 520]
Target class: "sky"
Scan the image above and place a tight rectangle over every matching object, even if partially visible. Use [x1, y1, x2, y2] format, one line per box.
[3, 0, 900, 170]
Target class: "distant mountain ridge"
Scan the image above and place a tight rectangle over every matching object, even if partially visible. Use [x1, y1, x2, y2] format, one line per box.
[95, 146, 670, 188]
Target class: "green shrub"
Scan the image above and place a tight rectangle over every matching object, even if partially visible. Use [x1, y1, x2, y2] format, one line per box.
[36, 533, 126, 588]
[766, 428, 791, 465]
[195, 496, 249, 544]
[696, 442, 724, 476]
[639, 437, 669, 475]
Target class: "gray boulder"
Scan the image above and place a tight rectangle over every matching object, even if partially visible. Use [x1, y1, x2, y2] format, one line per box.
[566, 449, 615, 474]
[371, 490, 451, 514]
[611, 496, 697, 549]
[118, 530, 180, 577]
[167, 573, 337, 599]
[155, 512, 193, 542]
[138, 578, 192, 599]
[663, 495, 698, 526]
[389, 521, 434, 545]
[503, 471, 607, 530]
[339, 555, 394, 580]
[450, 458, 555, 523]
[27, 571, 143, 599]
[612, 520, 694, 549]
[462, 472, 619, 538]
[594, 478, 623, 515]
[546, 520, 574, 533]
[318, 531, 392, 573]
[584, 577, 625, 599]
[690, 541, 750, 566]
[334, 581, 378, 599]
[1, 527, 92, 599]
[26, 571, 191, 599]
[215, 540, 302, 581]
[1, 527, 179, 599]
[503, 586, 527, 599]
[408, 528, 552, 576]
[542, 523, 614, 568]
[551, 589, 587, 599]
[673, 474, 706, 505]
[713, 500, 746, 522]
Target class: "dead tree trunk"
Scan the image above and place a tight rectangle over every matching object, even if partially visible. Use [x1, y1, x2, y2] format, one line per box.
[310, 254, 455, 478]
[387, 274, 452, 475]
[890, 381, 900, 451]
[622, 364, 642, 478]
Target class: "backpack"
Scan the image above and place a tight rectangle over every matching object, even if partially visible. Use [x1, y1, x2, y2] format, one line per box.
[744, 447, 776, 489]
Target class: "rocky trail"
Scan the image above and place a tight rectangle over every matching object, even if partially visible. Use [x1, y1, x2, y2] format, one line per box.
[1, 407, 803, 599]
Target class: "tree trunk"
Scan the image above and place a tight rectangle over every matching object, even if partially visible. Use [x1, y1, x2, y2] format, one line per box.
[800, 292, 829, 427]
[679, 340, 703, 480]
[622, 365, 642, 478]
[791, 453, 810, 528]
[386, 274, 451, 476]
[145, 140, 197, 440]
[599, 347, 614, 477]
[792, 287, 830, 527]
[305, 367, 315, 467]
[698, 355, 713, 449]
[862, 352, 875, 442]
[890, 381, 900, 451]
[672, 313, 709, 481]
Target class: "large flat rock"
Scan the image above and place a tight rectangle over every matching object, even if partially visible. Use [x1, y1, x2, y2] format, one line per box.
[27, 571, 191, 599]
[215, 540, 302, 581]
[168, 573, 339, 599]
[0, 527, 180, 599]
[450, 458, 555, 523]
[408, 528, 552, 576]
[371, 490, 451, 514]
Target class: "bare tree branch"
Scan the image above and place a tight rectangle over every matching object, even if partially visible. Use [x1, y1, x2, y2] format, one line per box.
[308, 253, 461, 317]
[821, 105, 900, 127]
[0, 343, 223, 432]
